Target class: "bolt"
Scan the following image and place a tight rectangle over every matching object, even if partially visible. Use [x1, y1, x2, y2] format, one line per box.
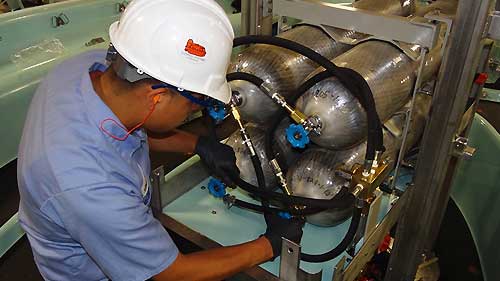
[211, 210, 217, 215]
[201, 186, 206, 190]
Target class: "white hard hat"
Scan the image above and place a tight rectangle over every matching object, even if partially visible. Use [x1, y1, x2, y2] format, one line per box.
[109, 0, 235, 103]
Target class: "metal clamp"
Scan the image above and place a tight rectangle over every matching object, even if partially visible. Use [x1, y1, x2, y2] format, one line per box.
[52, 13, 70, 28]
[452, 136, 476, 159]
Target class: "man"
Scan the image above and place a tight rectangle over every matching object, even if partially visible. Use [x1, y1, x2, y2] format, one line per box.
[17, 0, 302, 280]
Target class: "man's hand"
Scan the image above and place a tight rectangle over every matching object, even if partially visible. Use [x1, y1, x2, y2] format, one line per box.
[195, 135, 240, 184]
[262, 213, 304, 258]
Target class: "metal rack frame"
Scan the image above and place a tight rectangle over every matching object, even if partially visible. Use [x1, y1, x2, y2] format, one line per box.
[269, 0, 496, 280]
[149, 0, 498, 280]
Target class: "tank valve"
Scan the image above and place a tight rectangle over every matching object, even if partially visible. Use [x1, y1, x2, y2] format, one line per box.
[207, 178, 227, 198]
[231, 91, 243, 107]
[285, 124, 310, 148]
[208, 100, 227, 121]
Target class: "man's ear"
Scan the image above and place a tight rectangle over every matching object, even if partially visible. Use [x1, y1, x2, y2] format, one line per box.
[145, 87, 172, 106]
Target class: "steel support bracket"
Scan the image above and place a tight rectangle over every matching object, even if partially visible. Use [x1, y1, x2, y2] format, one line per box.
[273, 0, 440, 48]
[341, 192, 408, 281]
[452, 136, 476, 159]
[279, 238, 301, 281]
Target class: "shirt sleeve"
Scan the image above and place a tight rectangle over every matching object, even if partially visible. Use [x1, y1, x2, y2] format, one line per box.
[41, 183, 179, 281]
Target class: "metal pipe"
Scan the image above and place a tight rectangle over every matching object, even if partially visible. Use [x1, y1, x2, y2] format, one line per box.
[390, 47, 429, 190]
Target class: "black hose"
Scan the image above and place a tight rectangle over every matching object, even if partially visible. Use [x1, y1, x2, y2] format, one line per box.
[232, 35, 384, 159]
[250, 154, 269, 208]
[300, 206, 362, 262]
[226, 72, 264, 87]
[233, 176, 355, 210]
[231, 198, 326, 216]
[203, 106, 270, 209]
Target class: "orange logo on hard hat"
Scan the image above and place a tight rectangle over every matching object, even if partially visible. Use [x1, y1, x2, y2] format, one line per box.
[184, 39, 206, 57]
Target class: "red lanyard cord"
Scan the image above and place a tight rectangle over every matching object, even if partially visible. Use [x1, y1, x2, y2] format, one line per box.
[100, 102, 156, 141]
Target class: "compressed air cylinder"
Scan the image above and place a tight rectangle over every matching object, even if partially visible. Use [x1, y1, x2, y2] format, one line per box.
[226, 124, 277, 189]
[227, 0, 418, 125]
[226, 120, 306, 190]
[288, 94, 432, 226]
[296, 41, 441, 149]
[229, 25, 351, 124]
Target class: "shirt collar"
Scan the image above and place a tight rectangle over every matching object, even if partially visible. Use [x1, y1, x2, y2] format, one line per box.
[80, 64, 147, 157]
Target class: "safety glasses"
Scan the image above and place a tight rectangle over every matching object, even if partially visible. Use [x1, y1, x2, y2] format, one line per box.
[151, 83, 212, 107]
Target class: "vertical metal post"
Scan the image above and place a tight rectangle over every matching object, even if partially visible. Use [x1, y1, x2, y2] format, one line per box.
[240, 0, 251, 36]
[151, 166, 165, 213]
[279, 238, 301, 281]
[385, 0, 494, 280]
[390, 47, 428, 190]
[240, 0, 272, 36]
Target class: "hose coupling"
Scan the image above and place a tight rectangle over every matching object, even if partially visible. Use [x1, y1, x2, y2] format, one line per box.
[269, 159, 292, 195]
[372, 150, 384, 168]
[352, 184, 364, 197]
[231, 91, 243, 107]
[259, 83, 308, 124]
[230, 104, 256, 157]
[222, 194, 236, 209]
[302, 115, 322, 136]
[362, 160, 373, 178]
[354, 197, 365, 209]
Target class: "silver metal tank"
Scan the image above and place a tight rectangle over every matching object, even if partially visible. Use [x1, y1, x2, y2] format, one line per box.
[295, 40, 441, 149]
[229, 25, 351, 124]
[226, 119, 305, 189]
[226, 124, 278, 189]
[228, 0, 418, 125]
[288, 94, 432, 226]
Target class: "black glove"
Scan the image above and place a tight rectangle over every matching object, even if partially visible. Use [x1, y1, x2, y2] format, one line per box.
[263, 213, 304, 258]
[195, 135, 240, 185]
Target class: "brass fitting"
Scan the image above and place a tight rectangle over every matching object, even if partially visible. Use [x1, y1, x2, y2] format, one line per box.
[349, 160, 392, 201]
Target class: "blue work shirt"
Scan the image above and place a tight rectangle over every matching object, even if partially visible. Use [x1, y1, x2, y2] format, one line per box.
[17, 50, 179, 281]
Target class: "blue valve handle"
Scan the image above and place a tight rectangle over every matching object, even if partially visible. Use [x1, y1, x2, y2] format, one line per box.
[278, 211, 292, 219]
[207, 178, 227, 198]
[208, 100, 226, 121]
[286, 124, 310, 148]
